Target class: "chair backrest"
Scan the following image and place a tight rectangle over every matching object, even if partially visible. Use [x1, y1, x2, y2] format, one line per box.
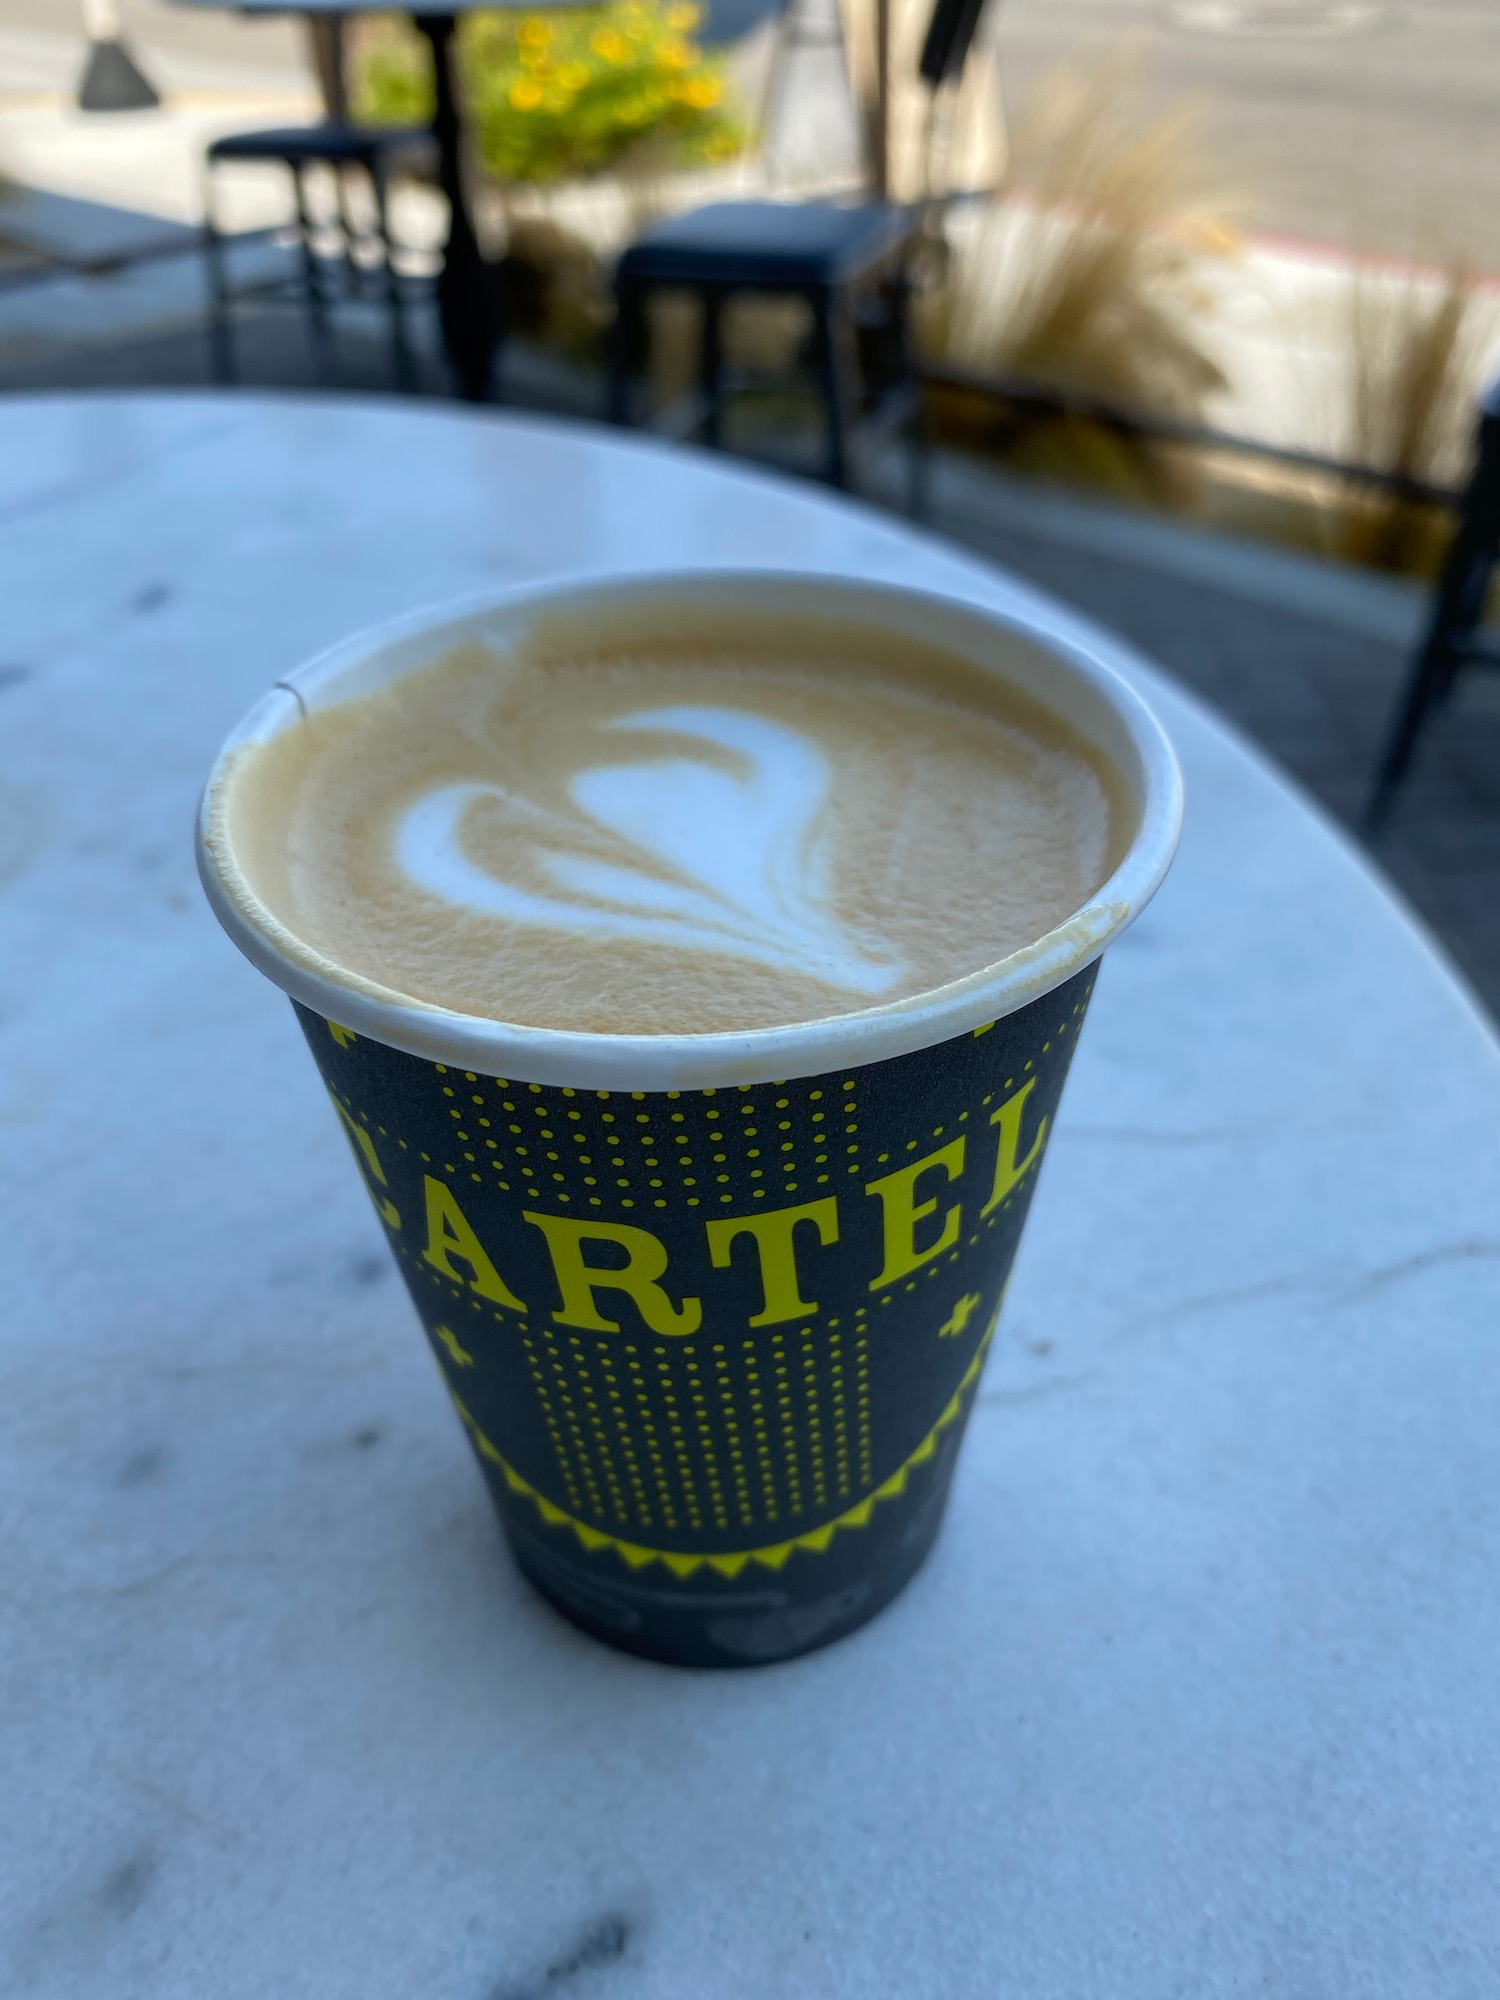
[918, 0, 989, 90]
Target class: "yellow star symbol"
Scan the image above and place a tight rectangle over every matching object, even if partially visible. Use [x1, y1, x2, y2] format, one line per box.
[938, 1291, 983, 1339]
[434, 1324, 475, 1368]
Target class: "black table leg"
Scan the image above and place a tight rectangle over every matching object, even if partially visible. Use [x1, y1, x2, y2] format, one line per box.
[413, 11, 499, 401]
[1367, 392, 1500, 830]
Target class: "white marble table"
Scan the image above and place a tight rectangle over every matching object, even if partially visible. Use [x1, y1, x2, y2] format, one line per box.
[3, 393, 1499, 1999]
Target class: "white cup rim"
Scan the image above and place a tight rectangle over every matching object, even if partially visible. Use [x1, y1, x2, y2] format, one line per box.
[196, 567, 1184, 1090]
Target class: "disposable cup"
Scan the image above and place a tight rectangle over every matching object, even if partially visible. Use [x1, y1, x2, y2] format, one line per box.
[198, 570, 1182, 1667]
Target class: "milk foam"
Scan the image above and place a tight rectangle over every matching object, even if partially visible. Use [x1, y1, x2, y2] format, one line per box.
[395, 707, 905, 996]
[221, 613, 1125, 1035]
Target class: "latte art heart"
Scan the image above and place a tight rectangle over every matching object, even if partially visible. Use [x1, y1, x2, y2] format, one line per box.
[395, 708, 906, 996]
[223, 611, 1122, 1034]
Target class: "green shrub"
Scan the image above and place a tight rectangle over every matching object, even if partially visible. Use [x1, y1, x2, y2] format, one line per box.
[354, 3, 743, 185]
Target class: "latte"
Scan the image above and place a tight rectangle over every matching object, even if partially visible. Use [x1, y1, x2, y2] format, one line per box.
[213, 605, 1126, 1035]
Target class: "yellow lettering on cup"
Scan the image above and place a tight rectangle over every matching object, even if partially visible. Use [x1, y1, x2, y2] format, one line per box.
[329, 1096, 400, 1230]
[982, 1078, 1047, 1216]
[865, 1137, 966, 1290]
[422, 1176, 527, 1309]
[704, 1196, 840, 1326]
[525, 1213, 701, 1337]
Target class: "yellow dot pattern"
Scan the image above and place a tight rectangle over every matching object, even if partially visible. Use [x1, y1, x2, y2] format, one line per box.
[519, 1331, 582, 1514]
[654, 1348, 704, 1532]
[306, 971, 1099, 1559]
[855, 1311, 873, 1488]
[711, 1343, 756, 1528]
[537, 1320, 605, 1518]
[622, 1343, 677, 1529]
[680, 1342, 728, 1530]
[741, 1338, 780, 1523]
[768, 1327, 805, 1515]
[829, 1319, 852, 1498]
[799, 1320, 829, 1512]
[594, 1337, 653, 1528]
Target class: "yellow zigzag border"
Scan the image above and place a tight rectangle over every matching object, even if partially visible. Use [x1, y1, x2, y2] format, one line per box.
[449, 1321, 994, 1581]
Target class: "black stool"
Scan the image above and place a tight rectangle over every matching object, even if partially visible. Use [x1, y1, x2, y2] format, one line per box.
[1367, 378, 1500, 829]
[606, 0, 996, 510]
[609, 199, 925, 508]
[204, 124, 435, 391]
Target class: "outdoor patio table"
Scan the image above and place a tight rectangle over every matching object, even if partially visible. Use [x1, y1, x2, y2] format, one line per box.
[172, 0, 578, 399]
[4, 392, 1499, 1997]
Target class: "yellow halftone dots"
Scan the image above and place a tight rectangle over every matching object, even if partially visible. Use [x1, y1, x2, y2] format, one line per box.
[655, 1353, 704, 1531]
[828, 1323, 851, 1498]
[741, 1341, 780, 1522]
[568, 1338, 630, 1524]
[622, 1343, 677, 1528]
[770, 1328, 804, 1515]
[448, 1328, 996, 1579]
[594, 1339, 654, 1529]
[521, 1333, 584, 1514]
[712, 1346, 755, 1528]
[799, 1324, 828, 1511]
[856, 1330, 873, 1486]
[681, 1344, 728, 1530]
[538, 1323, 605, 1519]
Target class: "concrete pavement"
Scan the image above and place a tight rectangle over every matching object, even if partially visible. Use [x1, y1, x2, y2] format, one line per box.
[997, 0, 1500, 269]
[8, 0, 1500, 266]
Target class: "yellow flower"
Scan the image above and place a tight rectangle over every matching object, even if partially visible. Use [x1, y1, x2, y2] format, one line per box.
[659, 37, 694, 66]
[557, 61, 590, 90]
[591, 28, 629, 61]
[517, 16, 551, 44]
[509, 76, 544, 108]
[666, 2, 701, 27]
[683, 73, 721, 107]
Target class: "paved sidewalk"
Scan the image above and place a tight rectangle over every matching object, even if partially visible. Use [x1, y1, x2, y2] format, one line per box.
[3, 317, 1495, 1023]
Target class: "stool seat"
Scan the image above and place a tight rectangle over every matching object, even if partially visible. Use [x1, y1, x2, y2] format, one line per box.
[618, 200, 915, 290]
[207, 123, 433, 169]
[610, 198, 926, 510]
[203, 120, 433, 394]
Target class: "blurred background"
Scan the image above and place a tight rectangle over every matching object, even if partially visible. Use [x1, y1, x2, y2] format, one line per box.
[4, 0, 1499, 1010]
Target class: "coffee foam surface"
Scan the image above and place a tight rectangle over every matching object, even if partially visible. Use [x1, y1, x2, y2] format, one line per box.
[221, 609, 1127, 1035]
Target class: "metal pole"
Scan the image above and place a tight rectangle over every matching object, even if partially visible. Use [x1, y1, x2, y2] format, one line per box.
[307, 13, 350, 124]
[874, 0, 890, 197]
[413, 12, 500, 401]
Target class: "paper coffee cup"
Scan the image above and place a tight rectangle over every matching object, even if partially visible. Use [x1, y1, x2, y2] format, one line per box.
[198, 571, 1182, 1668]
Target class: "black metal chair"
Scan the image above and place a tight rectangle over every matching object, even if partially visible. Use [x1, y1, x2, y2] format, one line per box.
[204, 122, 435, 391]
[607, 0, 991, 512]
[1367, 378, 1500, 830]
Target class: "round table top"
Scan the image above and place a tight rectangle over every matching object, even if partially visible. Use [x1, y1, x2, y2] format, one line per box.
[4, 393, 1499, 1999]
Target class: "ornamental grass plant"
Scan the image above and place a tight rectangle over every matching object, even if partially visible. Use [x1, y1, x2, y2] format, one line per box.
[1334, 262, 1484, 574]
[921, 46, 1236, 501]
